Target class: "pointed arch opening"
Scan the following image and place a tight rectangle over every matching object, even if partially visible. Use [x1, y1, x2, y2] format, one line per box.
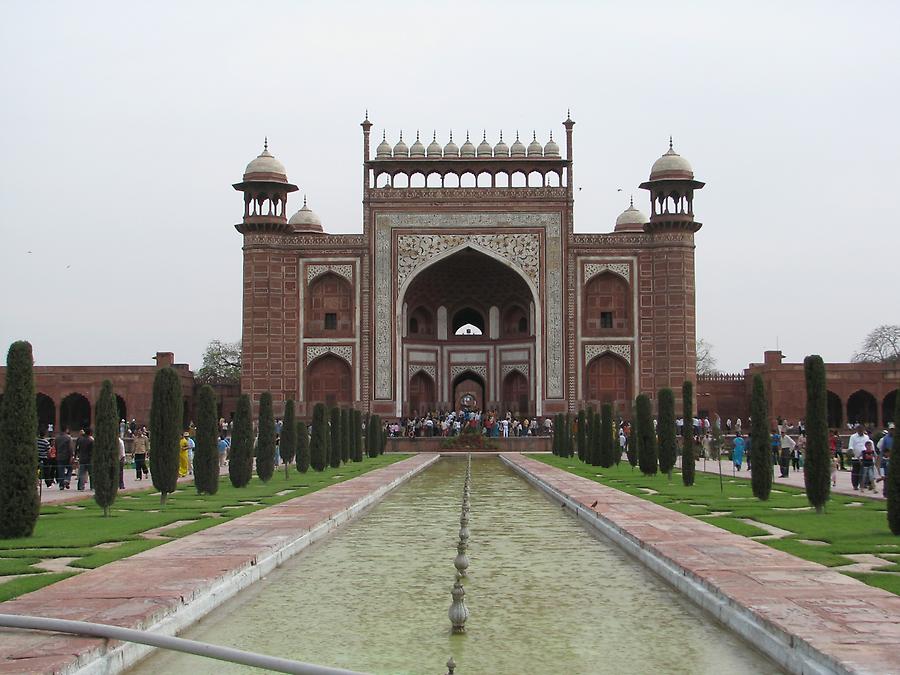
[585, 353, 632, 416]
[306, 272, 354, 338]
[306, 354, 352, 408]
[408, 370, 436, 417]
[453, 370, 485, 412]
[827, 390, 843, 429]
[847, 389, 877, 426]
[584, 271, 631, 336]
[60, 392, 90, 432]
[36, 393, 55, 433]
[502, 370, 530, 416]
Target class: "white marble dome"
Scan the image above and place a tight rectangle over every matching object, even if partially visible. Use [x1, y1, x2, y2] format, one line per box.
[614, 199, 648, 231]
[510, 133, 526, 157]
[477, 132, 493, 157]
[543, 132, 560, 158]
[288, 197, 323, 233]
[376, 132, 392, 159]
[443, 132, 459, 157]
[409, 132, 426, 157]
[427, 133, 443, 157]
[527, 132, 543, 157]
[460, 133, 476, 158]
[244, 142, 287, 178]
[393, 133, 409, 158]
[493, 133, 509, 157]
[650, 140, 693, 179]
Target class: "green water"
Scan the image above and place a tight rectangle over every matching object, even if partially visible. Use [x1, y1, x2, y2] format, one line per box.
[130, 458, 780, 674]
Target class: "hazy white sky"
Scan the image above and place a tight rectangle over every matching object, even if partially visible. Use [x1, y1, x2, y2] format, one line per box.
[1, 1, 897, 373]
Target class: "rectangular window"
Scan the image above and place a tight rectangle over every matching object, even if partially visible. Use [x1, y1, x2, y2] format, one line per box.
[600, 312, 613, 329]
[324, 313, 337, 330]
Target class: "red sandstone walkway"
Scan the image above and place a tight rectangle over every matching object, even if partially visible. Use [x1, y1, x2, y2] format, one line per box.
[503, 453, 900, 675]
[0, 453, 438, 674]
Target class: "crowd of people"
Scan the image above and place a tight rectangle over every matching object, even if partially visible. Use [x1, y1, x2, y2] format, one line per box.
[387, 409, 553, 438]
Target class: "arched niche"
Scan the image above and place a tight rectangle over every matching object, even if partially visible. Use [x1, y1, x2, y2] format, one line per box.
[583, 272, 632, 336]
[502, 369, 529, 416]
[847, 389, 877, 426]
[60, 392, 91, 432]
[306, 354, 352, 408]
[305, 272, 354, 338]
[408, 306, 435, 338]
[408, 370, 436, 416]
[585, 353, 632, 416]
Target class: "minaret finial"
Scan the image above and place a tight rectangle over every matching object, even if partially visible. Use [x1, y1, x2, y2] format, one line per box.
[264, 136, 268, 152]
[567, 108, 571, 118]
[449, 129, 453, 142]
[629, 194, 634, 208]
[669, 135, 674, 150]
[466, 131, 470, 142]
[549, 131, 553, 141]
[516, 130, 520, 141]
[499, 130, 503, 141]
[364, 109, 369, 121]
[399, 130, 403, 141]
[533, 130, 537, 141]
[382, 130, 386, 141]
[416, 130, 420, 141]
[482, 129, 486, 141]
[303, 194, 308, 208]
[433, 130, 437, 141]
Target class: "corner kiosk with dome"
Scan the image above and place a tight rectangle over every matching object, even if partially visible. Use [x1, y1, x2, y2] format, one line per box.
[233, 114, 705, 419]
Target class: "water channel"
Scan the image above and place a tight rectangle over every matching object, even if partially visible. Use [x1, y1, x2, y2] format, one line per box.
[131, 458, 780, 674]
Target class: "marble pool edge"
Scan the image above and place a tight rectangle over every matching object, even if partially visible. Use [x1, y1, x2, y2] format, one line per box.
[500, 453, 899, 675]
[0, 453, 440, 675]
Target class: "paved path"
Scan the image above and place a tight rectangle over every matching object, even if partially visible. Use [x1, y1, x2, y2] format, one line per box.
[503, 453, 900, 675]
[0, 454, 438, 674]
[681, 456, 886, 500]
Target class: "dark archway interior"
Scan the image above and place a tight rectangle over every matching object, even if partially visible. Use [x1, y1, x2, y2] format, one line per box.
[453, 371, 486, 411]
[826, 391, 843, 428]
[452, 307, 485, 334]
[36, 393, 55, 432]
[847, 390, 877, 425]
[884, 390, 897, 426]
[60, 393, 90, 431]
[116, 395, 127, 424]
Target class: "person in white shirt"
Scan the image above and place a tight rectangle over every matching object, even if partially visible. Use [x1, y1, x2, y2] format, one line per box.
[847, 424, 870, 490]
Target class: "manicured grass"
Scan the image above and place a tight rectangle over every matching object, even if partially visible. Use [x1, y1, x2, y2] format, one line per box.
[537, 455, 900, 595]
[0, 456, 406, 601]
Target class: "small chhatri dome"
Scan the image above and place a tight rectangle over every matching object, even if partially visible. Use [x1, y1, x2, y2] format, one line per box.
[493, 132, 509, 157]
[614, 196, 648, 232]
[460, 132, 476, 158]
[527, 132, 543, 157]
[409, 131, 426, 157]
[444, 131, 459, 157]
[244, 138, 288, 179]
[477, 131, 493, 157]
[510, 132, 526, 157]
[649, 136, 694, 180]
[427, 132, 443, 157]
[376, 131, 392, 159]
[288, 196, 323, 233]
[543, 131, 560, 158]
[393, 132, 409, 158]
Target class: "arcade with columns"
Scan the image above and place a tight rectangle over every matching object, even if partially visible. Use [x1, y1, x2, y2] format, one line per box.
[235, 114, 704, 419]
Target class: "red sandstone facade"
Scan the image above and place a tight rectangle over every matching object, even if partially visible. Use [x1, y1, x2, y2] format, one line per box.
[237, 116, 704, 418]
[697, 350, 899, 428]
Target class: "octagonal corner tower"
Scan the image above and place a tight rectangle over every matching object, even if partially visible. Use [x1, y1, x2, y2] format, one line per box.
[235, 117, 703, 418]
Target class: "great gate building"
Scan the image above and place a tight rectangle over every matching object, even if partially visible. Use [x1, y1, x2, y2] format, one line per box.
[235, 114, 705, 419]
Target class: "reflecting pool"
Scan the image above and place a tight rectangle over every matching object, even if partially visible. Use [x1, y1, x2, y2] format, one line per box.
[131, 458, 780, 674]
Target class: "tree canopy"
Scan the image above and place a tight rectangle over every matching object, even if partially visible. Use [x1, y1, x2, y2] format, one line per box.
[852, 325, 900, 363]
[196, 339, 242, 383]
[696, 338, 718, 376]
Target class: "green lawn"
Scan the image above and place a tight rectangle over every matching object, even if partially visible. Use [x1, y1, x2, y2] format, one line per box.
[537, 455, 900, 596]
[0, 456, 406, 602]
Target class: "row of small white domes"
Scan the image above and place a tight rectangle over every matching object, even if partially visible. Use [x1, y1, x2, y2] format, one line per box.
[376, 131, 560, 159]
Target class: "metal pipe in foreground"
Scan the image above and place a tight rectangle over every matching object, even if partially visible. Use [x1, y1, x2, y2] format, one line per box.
[0, 613, 364, 675]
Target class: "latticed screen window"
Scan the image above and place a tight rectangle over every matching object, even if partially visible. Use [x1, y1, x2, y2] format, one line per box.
[584, 273, 630, 335]
[324, 313, 337, 330]
[305, 273, 353, 337]
[600, 312, 613, 328]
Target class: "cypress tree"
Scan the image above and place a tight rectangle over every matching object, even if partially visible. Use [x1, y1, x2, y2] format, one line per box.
[374, 415, 384, 456]
[381, 426, 387, 455]
[576, 409, 587, 462]
[329, 407, 342, 468]
[589, 410, 601, 466]
[551, 414, 559, 455]
[229, 394, 254, 488]
[340, 408, 351, 463]
[803, 356, 830, 514]
[682, 381, 695, 487]
[635, 394, 658, 476]
[256, 392, 275, 482]
[749, 374, 772, 500]
[296, 420, 310, 473]
[599, 404, 615, 467]
[658, 388, 677, 480]
[280, 400, 297, 479]
[0, 341, 39, 537]
[194, 385, 220, 495]
[366, 414, 376, 458]
[310, 403, 328, 471]
[92, 380, 119, 517]
[150, 367, 183, 504]
[888, 394, 900, 535]
[353, 409, 363, 462]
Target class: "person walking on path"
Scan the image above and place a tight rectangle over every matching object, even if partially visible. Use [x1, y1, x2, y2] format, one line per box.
[132, 429, 149, 479]
[732, 433, 746, 471]
[117, 434, 126, 489]
[831, 431, 845, 470]
[779, 433, 796, 478]
[847, 424, 870, 490]
[860, 440, 877, 492]
[55, 427, 73, 489]
[75, 427, 94, 491]
[37, 430, 54, 487]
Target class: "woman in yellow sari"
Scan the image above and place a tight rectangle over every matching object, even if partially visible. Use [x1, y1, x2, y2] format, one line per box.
[179, 432, 190, 477]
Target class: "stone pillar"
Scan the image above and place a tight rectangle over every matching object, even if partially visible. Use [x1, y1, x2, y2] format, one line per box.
[489, 306, 500, 340]
[437, 306, 448, 341]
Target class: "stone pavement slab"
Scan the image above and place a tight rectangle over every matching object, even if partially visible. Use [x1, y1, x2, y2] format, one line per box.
[0, 453, 438, 674]
[502, 453, 900, 675]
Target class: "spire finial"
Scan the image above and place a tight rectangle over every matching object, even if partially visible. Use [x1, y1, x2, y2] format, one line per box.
[416, 130, 420, 141]
[364, 109, 369, 121]
[567, 108, 571, 118]
[263, 136, 268, 152]
[533, 130, 537, 141]
[482, 129, 486, 141]
[449, 130, 453, 142]
[399, 130, 403, 141]
[382, 130, 386, 141]
[669, 135, 674, 150]
[433, 130, 437, 142]
[466, 131, 470, 142]
[549, 131, 553, 141]
[516, 130, 520, 141]
[499, 130, 503, 142]
[303, 194, 308, 208]
[629, 194, 634, 208]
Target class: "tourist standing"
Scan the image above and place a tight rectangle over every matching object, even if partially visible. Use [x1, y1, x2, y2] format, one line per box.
[75, 427, 94, 491]
[55, 427, 73, 489]
[118, 434, 126, 489]
[860, 441, 877, 492]
[133, 429, 150, 479]
[732, 433, 746, 471]
[179, 432, 190, 477]
[847, 425, 870, 490]
[37, 429, 54, 487]
[779, 433, 795, 478]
